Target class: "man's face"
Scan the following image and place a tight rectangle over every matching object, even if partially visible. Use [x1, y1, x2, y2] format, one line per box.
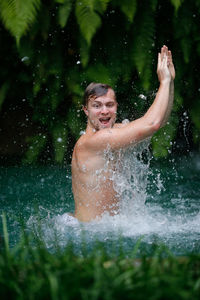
[84, 89, 117, 131]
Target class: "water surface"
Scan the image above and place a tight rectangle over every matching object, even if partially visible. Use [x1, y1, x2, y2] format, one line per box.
[1, 151, 200, 256]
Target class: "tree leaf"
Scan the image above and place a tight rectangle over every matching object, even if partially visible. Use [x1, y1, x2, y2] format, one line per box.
[75, 0, 101, 45]
[131, 3, 156, 90]
[170, 0, 183, 12]
[119, 0, 137, 22]
[94, 0, 111, 14]
[79, 36, 90, 67]
[0, 0, 41, 44]
[58, 0, 73, 28]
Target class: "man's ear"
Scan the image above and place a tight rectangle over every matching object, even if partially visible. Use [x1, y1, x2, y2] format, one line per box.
[83, 105, 88, 116]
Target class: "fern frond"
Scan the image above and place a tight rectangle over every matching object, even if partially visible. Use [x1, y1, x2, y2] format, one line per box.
[170, 0, 183, 12]
[80, 36, 90, 67]
[119, 0, 137, 22]
[94, 0, 111, 14]
[75, 0, 101, 45]
[0, 0, 41, 45]
[58, 0, 73, 28]
[131, 2, 156, 90]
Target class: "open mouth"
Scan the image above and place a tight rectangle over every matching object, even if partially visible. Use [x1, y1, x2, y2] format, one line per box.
[99, 117, 111, 125]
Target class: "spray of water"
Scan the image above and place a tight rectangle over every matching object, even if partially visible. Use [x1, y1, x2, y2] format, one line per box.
[23, 135, 199, 255]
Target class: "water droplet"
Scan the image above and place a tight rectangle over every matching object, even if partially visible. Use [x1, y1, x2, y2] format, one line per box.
[138, 94, 147, 100]
[76, 61, 81, 65]
[57, 137, 63, 142]
[21, 56, 29, 62]
[122, 119, 130, 124]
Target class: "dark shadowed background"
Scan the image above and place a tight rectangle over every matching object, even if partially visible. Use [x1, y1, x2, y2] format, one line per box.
[0, 0, 199, 166]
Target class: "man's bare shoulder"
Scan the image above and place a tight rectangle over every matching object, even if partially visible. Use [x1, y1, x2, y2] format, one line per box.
[74, 132, 98, 153]
[74, 133, 87, 151]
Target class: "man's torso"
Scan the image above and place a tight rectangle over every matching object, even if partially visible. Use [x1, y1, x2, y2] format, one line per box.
[71, 133, 120, 222]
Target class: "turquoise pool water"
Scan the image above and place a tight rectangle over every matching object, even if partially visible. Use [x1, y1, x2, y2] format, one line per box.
[1, 150, 200, 256]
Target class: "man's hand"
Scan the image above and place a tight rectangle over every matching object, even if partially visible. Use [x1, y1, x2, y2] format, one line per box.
[160, 45, 175, 80]
[157, 46, 171, 84]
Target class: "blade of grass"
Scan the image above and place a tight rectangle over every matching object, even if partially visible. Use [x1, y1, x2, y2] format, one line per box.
[1, 212, 9, 257]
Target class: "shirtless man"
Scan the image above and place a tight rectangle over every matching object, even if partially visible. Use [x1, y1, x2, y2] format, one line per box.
[71, 45, 175, 222]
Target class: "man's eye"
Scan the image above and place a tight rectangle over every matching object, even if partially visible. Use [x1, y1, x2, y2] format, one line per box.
[107, 103, 114, 107]
[93, 104, 100, 108]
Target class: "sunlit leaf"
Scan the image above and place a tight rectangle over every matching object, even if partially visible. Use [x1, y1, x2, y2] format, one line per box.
[170, 0, 183, 12]
[58, 0, 73, 28]
[0, 0, 41, 44]
[75, 0, 101, 45]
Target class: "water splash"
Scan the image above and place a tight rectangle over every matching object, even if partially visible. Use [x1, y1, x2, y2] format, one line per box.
[1, 148, 200, 255]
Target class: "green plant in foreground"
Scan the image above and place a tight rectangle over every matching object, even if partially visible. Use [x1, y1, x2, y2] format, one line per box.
[1, 214, 200, 299]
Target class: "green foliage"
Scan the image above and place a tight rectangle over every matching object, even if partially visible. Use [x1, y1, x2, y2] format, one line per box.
[57, 0, 73, 28]
[0, 0, 200, 163]
[75, 0, 102, 45]
[170, 0, 183, 12]
[0, 0, 41, 45]
[23, 135, 47, 164]
[115, 0, 137, 22]
[152, 116, 179, 157]
[131, 1, 156, 90]
[0, 219, 200, 300]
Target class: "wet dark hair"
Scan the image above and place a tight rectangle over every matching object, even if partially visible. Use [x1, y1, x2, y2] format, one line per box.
[83, 82, 116, 106]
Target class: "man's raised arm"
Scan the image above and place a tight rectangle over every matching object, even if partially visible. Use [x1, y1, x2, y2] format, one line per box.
[84, 46, 174, 151]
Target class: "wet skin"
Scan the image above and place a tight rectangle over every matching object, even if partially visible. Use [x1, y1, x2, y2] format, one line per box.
[72, 90, 121, 222]
[71, 46, 175, 222]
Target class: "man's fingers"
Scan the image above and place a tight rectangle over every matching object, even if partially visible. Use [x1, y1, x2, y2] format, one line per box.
[161, 53, 167, 67]
[168, 50, 172, 63]
[161, 45, 169, 62]
[157, 53, 161, 67]
[161, 46, 166, 60]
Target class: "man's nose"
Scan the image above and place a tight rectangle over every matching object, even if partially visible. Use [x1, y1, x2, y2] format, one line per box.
[101, 105, 109, 113]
